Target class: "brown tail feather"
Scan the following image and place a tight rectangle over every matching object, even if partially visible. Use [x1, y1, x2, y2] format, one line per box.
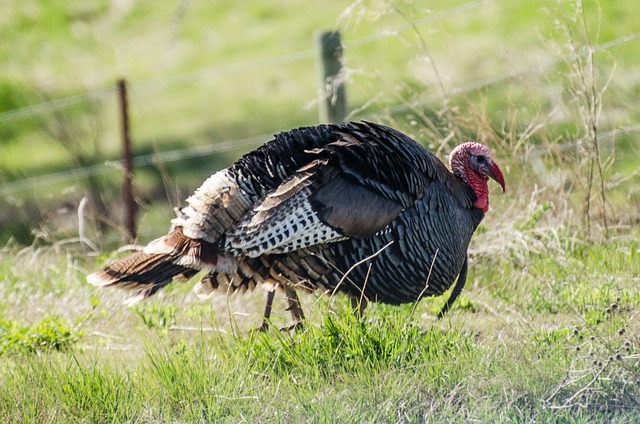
[88, 251, 190, 288]
[88, 227, 219, 303]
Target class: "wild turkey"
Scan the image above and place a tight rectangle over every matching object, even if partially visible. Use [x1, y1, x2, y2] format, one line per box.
[89, 121, 505, 329]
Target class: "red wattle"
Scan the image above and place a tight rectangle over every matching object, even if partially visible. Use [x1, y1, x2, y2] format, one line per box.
[468, 173, 490, 213]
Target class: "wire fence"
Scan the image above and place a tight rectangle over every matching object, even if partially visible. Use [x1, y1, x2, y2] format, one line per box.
[0, 0, 495, 126]
[0, 135, 271, 196]
[0, 88, 116, 125]
[1, 0, 639, 200]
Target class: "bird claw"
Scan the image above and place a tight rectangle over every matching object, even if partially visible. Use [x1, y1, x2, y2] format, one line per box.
[255, 321, 271, 332]
[253, 320, 303, 332]
[279, 321, 304, 332]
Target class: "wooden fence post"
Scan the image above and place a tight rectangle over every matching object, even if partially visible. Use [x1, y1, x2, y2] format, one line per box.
[117, 78, 137, 243]
[315, 31, 347, 123]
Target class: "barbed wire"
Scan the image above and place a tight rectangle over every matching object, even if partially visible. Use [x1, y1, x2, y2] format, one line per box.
[131, 0, 497, 89]
[2, 26, 638, 196]
[2, 5, 636, 129]
[0, 88, 116, 125]
[130, 50, 316, 91]
[0, 135, 270, 196]
[1, 5, 638, 196]
[0, 0, 493, 125]
[2, 120, 638, 198]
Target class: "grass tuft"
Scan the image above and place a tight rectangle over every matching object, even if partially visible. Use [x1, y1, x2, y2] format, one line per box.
[244, 311, 473, 377]
[0, 316, 83, 356]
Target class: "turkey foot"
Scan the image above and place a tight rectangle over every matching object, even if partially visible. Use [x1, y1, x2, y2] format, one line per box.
[256, 287, 305, 331]
[256, 290, 276, 332]
[281, 285, 305, 331]
[351, 296, 369, 319]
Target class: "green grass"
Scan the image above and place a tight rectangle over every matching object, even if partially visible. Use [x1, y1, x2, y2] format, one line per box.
[1, 226, 639, 422]
[0, 316, 83, 355]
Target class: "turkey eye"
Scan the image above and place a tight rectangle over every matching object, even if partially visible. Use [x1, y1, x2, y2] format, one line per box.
[476, 155, 485, 163]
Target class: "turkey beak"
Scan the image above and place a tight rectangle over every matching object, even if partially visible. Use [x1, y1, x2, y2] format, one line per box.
[486, 161, 506, 193]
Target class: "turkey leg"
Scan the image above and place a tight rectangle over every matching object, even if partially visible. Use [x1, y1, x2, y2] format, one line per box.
[351, 296, 369, 319]
[257, 290, 276, 331]
[282, 285, 305, 331]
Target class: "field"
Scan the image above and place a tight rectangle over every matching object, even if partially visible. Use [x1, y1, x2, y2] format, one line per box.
[2, 0, 640, 422]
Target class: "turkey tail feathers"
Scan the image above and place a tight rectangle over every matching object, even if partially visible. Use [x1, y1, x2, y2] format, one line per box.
[87, 251, 191, 305]
[88, 227, 224, 304]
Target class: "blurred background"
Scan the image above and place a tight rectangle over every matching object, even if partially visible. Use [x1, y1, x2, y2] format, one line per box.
[1, 0, 639, 247]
